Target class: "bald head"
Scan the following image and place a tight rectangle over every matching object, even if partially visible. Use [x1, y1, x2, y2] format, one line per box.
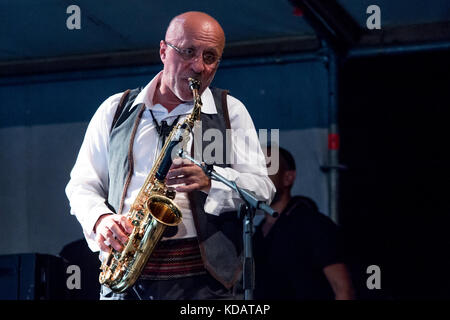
[157, 12, 225, 107]
[165, 11, 225, 53]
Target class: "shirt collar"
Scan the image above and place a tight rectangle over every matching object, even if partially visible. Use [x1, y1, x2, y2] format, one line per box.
[129, 71, 217, 115]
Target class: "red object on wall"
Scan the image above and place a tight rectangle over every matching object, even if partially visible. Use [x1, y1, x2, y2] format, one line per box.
[293, 7, 304, 17]
[328, 133, 340, 150]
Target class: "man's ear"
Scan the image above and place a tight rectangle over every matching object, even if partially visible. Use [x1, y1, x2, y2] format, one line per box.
[160, 40, 167, 64]
[283, 170, 296, 188]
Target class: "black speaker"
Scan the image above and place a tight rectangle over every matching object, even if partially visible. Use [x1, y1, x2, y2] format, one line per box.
[0, 253, 66, 300]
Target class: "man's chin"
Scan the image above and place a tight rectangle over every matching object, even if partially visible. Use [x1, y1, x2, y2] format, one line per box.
[179, 93, 194, 103]
[173, 87, 193, 103]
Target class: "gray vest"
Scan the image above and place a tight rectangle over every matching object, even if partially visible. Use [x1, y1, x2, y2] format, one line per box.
[107, 87, 243, 289]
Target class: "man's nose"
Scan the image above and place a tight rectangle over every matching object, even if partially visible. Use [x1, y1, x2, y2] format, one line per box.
[190, 55, 205, 73]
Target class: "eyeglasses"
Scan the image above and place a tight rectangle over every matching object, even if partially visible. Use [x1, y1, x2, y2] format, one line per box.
[164, 41, 221, 66]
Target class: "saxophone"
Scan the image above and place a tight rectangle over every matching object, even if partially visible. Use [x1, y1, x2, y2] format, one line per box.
[99, 78, 203, 293]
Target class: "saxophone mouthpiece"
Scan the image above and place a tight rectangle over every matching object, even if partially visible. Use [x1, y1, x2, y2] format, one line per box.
[188, 78, 201, 91]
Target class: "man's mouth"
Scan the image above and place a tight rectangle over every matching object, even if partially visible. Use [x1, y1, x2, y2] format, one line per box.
[183, 76, 201, 83]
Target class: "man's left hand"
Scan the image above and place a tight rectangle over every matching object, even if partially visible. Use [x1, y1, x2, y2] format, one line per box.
[166, 158, 211, 193]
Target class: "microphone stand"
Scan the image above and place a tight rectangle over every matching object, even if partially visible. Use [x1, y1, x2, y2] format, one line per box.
[179, 150, 278, 300]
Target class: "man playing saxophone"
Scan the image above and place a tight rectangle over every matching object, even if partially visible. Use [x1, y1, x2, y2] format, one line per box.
[65, 11, 275, 300]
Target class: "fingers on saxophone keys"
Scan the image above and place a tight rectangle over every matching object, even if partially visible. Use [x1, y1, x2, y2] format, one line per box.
[96, 234, 110, 252]
[109, 222, 129, 246]
[170, 157, 191, 170]
[167, 167, 192, 182]
[118, 215, 133, 234]
[108, 237, 123, 252]
[166, 177, 184, 186]
[99, 229, 121, 252]
[96, 234, 121, 252]
[175, 183, 200, 193]
[171, 157, 183, 168]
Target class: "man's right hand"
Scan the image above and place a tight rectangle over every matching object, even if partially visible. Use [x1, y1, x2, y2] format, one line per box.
[94, 214, 134, 252]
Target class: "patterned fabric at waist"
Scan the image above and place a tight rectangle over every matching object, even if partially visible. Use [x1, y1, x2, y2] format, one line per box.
[140, 237, 206, 280]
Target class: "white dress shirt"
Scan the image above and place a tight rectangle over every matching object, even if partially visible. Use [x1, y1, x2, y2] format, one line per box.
[65, 71, 275, 252]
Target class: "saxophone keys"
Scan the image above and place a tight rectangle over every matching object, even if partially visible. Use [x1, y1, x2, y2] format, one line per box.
[165, 187, 176, 200]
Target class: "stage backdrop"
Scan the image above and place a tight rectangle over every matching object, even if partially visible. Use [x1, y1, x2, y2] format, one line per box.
[0, 54, 329, 256]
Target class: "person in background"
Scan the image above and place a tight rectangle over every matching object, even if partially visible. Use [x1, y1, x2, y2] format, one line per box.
[254, 146, 355, 300]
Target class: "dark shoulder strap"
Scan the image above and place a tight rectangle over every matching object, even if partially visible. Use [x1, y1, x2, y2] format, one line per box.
[210, 87, 231, 129]
[110, 87, 142, 134]
[110, 89, 131, 134]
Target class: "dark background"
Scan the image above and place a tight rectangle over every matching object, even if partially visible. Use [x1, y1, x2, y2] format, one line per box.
[339, 50, 450, 299]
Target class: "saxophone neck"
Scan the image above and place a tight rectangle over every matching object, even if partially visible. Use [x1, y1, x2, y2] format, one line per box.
[187, 77, 203, 125]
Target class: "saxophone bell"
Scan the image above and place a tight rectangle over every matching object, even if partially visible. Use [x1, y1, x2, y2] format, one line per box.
[144, 195, 182, 227]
